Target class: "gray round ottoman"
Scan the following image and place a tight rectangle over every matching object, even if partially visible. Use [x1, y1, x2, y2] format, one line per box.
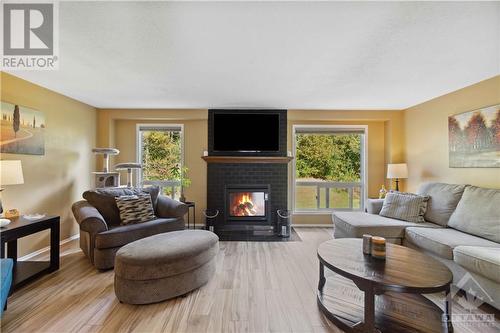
[114, 230, 219, 304]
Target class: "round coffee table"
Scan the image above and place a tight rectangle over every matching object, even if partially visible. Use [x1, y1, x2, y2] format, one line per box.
[317, 238, 453, 333]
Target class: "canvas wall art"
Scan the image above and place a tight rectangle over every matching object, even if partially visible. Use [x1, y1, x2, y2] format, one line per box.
[1, 101, 45, 155]
[449, 104, 500, 168]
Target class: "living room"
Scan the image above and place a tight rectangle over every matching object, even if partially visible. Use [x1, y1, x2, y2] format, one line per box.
[0, 1, 499, 332]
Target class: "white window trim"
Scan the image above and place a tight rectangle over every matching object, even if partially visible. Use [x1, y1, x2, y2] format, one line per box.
[136, 123, 185, 187]
[291, 124, 368, 215]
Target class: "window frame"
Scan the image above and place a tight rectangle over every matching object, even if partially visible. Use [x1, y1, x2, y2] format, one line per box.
[135, 123, 185, 189]
[291, 124, 368, 215]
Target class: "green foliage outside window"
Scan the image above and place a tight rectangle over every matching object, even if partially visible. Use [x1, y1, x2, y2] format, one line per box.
[141, 130, 181, 181]
[296, 133, 361, 182]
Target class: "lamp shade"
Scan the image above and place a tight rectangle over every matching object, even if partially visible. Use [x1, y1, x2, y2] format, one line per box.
[0, 160, 24, 186]
[387, 163, 408, 179]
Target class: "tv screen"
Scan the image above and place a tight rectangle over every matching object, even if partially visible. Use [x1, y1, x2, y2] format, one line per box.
[213, 113, 280, 152]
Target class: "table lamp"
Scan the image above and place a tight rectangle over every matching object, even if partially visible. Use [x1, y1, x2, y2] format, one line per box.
[0, 160, 24, 226]
[387, 163, 408, 191]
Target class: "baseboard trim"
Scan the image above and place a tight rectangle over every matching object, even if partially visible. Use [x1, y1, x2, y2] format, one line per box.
[292, 224, 333, 227]
[18, 234, 80, 261]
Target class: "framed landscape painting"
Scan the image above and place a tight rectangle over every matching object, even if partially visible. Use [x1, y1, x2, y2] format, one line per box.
[449, 104, 500, 168]
[1, 101, 45, 155]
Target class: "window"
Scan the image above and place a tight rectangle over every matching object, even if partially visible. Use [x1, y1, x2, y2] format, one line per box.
[293, 125, 367, 212]
[136, 124, 183, 199]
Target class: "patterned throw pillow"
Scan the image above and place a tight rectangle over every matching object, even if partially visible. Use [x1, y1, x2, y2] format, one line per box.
[379, 192, 430, 223]
[115, 194, 156, 225]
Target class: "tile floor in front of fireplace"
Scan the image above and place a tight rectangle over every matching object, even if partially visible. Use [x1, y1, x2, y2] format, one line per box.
[1, 228, 498, 333]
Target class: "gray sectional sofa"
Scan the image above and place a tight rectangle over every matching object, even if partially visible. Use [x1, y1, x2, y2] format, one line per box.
[332, 182, 500, 309]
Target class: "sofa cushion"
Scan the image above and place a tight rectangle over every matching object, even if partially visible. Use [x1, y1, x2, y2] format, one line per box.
[417, 182, 467, 226]
[448, 186, 500, 243]
[95, 217, 182, 249]
[405, 227, 499, 260]
[453, 246, 500, 283]
[379, 192, 429, 223]
[333, 211, 439, 240]
[83, 186, 160, 226]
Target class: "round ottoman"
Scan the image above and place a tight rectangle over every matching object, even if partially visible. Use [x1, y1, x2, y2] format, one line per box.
[114, 230, 219, 304]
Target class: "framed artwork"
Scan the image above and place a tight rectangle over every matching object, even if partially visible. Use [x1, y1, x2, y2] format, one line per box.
[1, 101, 45, 155]
[449, 104, 500, 168]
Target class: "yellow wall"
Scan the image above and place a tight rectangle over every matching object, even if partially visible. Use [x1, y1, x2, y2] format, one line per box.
[98, 109, 207, 224]
[98, 108, 404, 226]
[1, 73, 96, 257]
[404, 76, 500, 192]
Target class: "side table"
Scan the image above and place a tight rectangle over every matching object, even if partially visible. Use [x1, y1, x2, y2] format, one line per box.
[0, 215, 60, 290]
[184, 201, 196, 229]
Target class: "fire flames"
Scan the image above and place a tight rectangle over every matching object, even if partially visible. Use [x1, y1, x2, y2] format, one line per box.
[231, 192, 259, 216]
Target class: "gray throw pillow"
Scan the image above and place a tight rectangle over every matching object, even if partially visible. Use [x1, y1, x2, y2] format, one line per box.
[115, 194, 156, 225]
[380, 192, 430, 223]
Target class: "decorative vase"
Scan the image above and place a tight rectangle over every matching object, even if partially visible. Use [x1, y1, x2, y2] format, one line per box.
[379, 185, 387, 199]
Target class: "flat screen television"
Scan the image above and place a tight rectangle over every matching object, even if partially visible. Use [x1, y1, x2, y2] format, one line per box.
[213, 112, 280, 152]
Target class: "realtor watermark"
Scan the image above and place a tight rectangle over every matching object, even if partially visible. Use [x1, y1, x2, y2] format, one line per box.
[2, 1, 59, 70]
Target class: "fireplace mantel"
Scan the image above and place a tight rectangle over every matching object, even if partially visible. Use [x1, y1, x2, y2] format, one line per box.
[202, 156, 293, 164]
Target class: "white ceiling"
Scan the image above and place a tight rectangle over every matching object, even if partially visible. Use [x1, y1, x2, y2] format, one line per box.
[7, 1, 500, 110]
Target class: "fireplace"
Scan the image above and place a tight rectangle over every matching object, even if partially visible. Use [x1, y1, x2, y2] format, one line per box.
[205, 109, 288, 237]
[225, 185, 270, 223]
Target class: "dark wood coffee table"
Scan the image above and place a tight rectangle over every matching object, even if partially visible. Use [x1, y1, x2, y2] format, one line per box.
[317, 238, 453, 333]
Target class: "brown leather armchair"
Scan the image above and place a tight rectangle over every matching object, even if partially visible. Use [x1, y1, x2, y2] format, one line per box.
[72, 188, 187, 270]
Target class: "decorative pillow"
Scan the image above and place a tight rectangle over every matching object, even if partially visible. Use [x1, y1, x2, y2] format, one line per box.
[115, 194, 156, 225]
[379, 192, 430, 223]
[83, 186, 160, 226]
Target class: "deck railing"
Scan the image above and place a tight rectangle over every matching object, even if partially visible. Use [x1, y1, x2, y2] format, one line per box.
[142, 179, 181, 199]
[295, 180, 364, 211]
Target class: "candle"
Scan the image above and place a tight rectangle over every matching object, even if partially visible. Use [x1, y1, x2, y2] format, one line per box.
[371, 236, 386, 259]
[362, 234, 372, 255]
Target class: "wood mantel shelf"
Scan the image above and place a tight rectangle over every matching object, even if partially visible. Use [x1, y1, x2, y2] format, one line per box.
[202, 156, 293, 164]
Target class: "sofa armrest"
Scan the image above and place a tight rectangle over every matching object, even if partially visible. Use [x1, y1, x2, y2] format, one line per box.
[366, 198, 385, 215]
[156, 196, 188, 218]
[71, 200, 109, 234]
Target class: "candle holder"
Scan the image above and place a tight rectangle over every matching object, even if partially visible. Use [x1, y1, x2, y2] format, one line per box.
[371, 236, 386, 259]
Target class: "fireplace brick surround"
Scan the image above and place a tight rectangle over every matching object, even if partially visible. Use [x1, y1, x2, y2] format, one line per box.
[207, 163, 288, 231]
[205, 109, 289, 235]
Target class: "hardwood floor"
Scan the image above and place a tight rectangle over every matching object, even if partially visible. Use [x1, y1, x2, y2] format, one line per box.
[1, 228, 498, 333]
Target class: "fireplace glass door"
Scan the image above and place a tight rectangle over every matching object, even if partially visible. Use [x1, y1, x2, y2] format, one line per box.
[229, 192, 266, 217]
[225, 186, 270, 222]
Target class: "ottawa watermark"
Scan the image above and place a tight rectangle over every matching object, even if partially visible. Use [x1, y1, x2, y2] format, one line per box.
[447, 273, 496, 328]
[1, 1, 59, 70]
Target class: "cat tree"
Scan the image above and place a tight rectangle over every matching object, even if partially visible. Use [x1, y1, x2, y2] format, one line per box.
[92, 148, 120, 188]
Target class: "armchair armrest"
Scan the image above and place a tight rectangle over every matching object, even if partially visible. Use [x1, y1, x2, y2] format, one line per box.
[156, 196, 188, 218]
[71, 200, 109, 234]
[366, 198, 385, 215]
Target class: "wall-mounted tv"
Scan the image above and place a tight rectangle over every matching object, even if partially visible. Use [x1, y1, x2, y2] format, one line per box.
[213, 112, 280, 152]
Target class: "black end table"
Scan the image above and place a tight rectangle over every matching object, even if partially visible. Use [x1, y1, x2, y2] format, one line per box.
[184, 201, 195, 229]
[0, 215, 60, 290]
